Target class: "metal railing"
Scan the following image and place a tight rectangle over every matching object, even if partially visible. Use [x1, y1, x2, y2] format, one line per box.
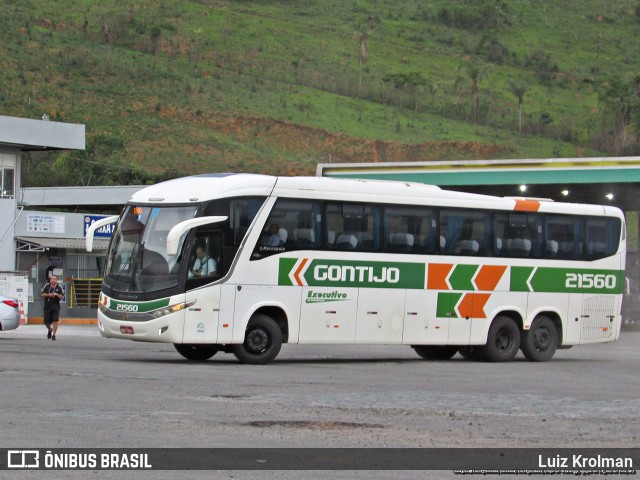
[69, 278, 103, 308]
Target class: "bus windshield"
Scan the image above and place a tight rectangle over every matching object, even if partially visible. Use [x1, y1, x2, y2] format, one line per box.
[104, 205, 198, 293]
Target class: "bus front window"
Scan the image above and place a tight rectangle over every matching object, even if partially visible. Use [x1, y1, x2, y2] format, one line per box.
[104, 205, 198, 293]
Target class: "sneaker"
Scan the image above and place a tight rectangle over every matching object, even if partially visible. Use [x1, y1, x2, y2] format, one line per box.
[47, 328, 52, 339]
[51, 335, 56, 341]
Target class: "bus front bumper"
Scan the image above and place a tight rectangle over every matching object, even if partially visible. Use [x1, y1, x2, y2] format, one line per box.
[97, 309, 185, 343]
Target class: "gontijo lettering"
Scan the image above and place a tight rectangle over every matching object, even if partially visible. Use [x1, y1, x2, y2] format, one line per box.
[313, 264, 399, 283]
[279, 258, 426, 289]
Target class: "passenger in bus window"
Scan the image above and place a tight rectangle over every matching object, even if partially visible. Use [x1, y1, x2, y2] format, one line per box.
[189, 245, 217, 278]
[261, 224, 281, 246]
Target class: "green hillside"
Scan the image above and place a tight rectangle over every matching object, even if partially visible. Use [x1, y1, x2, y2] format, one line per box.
[1, 0, 639, 186]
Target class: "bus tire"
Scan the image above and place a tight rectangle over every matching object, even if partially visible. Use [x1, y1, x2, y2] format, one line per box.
[458, 347, 485, 361]
[481, 316, 521, 362]
[232, 314, 282, 365]
[174, 344, 218, 361]
[521, 316, 558, 362]
[412, 345, 457, 360]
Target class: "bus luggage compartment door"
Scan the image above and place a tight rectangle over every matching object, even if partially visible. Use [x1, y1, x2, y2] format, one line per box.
[355, 288, 405, 344]
[403, 289, 449, 345]
[298, 287, 358, 343]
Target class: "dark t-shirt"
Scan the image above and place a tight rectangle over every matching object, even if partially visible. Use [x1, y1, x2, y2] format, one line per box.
[41, 283, 64, 311]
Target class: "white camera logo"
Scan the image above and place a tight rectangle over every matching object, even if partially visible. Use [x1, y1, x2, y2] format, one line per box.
[8, 450, 39, 468]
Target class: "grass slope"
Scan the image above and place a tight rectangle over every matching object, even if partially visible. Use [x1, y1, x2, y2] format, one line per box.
[0, 0, 638, 184]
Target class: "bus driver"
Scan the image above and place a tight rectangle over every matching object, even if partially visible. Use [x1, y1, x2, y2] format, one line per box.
[189, 245, 217, 278]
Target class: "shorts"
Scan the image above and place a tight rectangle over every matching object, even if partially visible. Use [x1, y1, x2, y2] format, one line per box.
[44, 309, 60, 325]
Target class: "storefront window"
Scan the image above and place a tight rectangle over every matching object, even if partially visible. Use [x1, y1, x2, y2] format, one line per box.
[1, 167, 14, 198]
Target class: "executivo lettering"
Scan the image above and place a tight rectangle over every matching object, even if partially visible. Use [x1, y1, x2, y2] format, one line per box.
[306, 290, 349, 303]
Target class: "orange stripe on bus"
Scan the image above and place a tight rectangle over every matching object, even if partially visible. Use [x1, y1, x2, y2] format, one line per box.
[293, 258, 309, 286]
[457, 293, 491, 319]
[427, 263, 453, 290]
[514, 199, 540, 212]
[474, 265, 507, 291]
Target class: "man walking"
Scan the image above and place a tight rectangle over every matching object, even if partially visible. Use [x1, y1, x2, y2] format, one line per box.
[41, 275, 64, 341]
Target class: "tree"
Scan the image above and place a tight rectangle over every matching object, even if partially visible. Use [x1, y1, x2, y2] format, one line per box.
[456, 64, 484, 125]
[382, 71, 427, 113]
[509, 81, 527, 132]
[353, 29, 368, 98]
[149, 25, 162, 55]
[45, 134, 128, 186]
[597, 76, 640, 154]
[98, 14, 110, 44]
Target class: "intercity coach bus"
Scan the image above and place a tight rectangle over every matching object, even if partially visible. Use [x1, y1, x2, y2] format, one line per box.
[86, 174, 625, 364]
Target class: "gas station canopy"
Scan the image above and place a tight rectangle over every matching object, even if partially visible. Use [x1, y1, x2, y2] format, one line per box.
[317, 157, 640, 211]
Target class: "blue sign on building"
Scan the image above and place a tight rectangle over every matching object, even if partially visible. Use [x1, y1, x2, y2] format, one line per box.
[84, 215, 115, 238]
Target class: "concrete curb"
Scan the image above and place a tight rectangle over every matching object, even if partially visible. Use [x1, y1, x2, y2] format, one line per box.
[26, 317, 98, 325]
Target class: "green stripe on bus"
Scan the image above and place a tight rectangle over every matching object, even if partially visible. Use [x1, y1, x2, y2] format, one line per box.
[529, 268, 624, 294]
[510, 267, 624, 293]
[109, 298, 170, 313]
[510, 266, 535, 292]
[449, 264, 479, 290]
[278, 258, 298, 286]
[436, 292, 462, 318]
[279, 258, 624, 294]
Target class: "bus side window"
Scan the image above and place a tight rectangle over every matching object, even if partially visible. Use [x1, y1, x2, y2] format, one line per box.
[546, 215, 582, 260]
[327, 202, 374, 252]
[441, 210, 488, 256]
[252, 199, 321, 259]
[496, 212, 540, 258]
[383, 206, 435, 254]
[586, 217, 621, 260]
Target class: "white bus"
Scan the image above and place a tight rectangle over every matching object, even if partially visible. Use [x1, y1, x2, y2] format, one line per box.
[87, 174, 625, 364]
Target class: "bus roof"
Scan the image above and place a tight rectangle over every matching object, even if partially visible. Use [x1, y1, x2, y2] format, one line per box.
[128, 173, 278, 204]
[127, 173, 623, 219]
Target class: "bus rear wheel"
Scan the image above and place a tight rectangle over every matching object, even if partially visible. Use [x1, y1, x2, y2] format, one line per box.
[174, 344, 218, 361]
[521, 316, 558, 362]
[232, 314, 283, 365]
[481, 316, 521, 362]
[412, 345, 457, 360]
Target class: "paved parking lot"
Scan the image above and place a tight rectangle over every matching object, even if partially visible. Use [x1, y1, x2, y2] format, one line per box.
[1, 325, 638, 478]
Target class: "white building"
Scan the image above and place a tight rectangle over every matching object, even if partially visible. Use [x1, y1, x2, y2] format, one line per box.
[0, 114, 140, 321]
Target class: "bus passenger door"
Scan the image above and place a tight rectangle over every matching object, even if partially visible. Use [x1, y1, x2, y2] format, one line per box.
[298, 287, 358, 343]
[355, 289, 405, 344]
[403, 289, 449, 345]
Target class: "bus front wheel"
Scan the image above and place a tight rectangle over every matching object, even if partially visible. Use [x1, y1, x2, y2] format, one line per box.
[174, 344, 218, 361]
[521, 316, 558, 362]
[232, 314, 283, 365]
[412, 345, 457, 360]
[481, 316, 521, 362]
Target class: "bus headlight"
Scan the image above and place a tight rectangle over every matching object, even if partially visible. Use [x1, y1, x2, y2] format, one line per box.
[150, 300, 196, 319]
